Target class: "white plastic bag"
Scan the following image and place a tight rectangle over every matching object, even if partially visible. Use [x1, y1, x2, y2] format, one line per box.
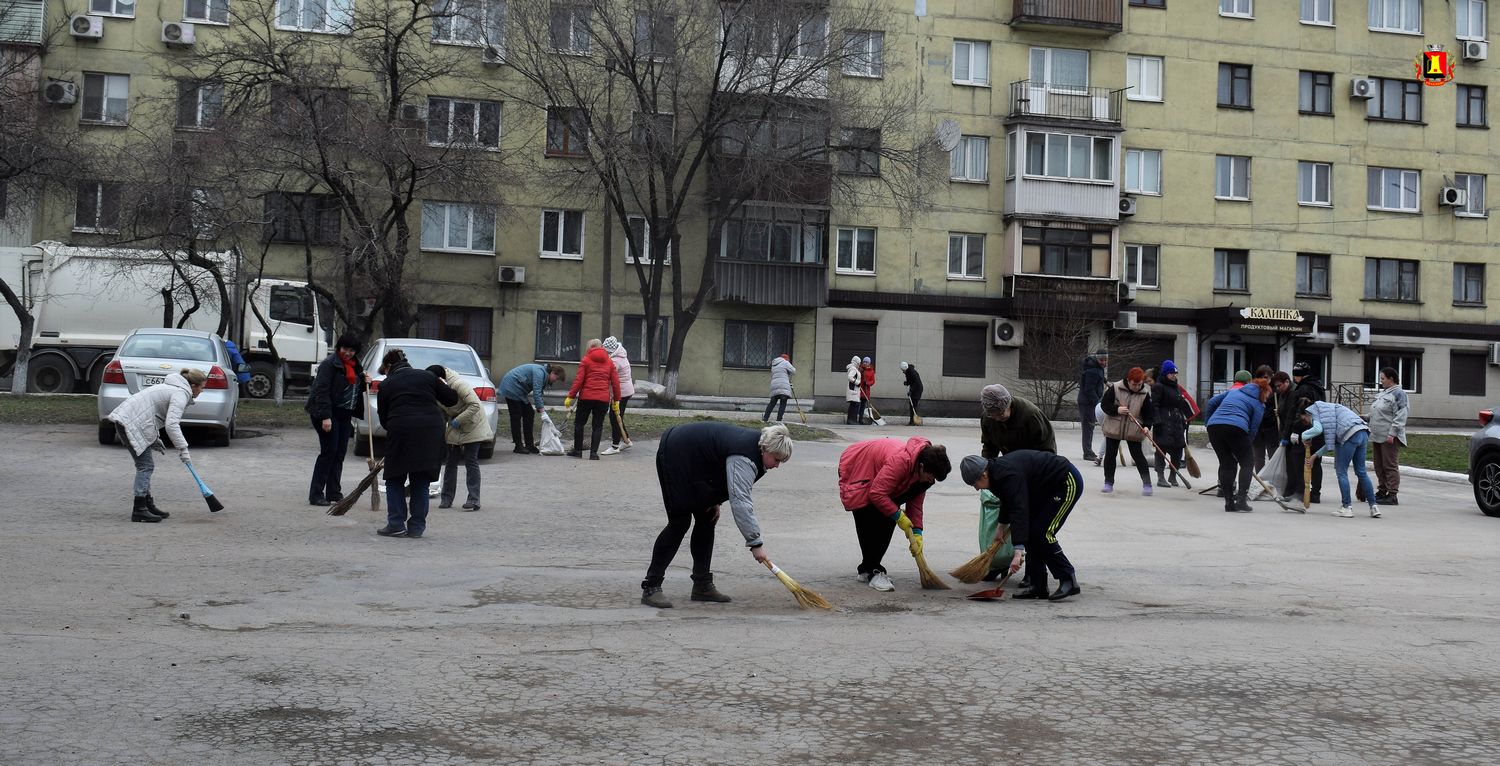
[538, 412, 565, 456]
[1260, 445, 1288, 493]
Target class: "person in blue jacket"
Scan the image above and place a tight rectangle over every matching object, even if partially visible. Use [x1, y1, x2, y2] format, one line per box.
[223, 339, 251, 384]
[1203, 372, 1267, 512]
[1296, 399, 1380, 519]
[500, 363, 564, 454]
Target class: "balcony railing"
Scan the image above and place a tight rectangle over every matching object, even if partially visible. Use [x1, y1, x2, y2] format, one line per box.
[0, 0, 46, 44]
[1011, 0, 1122, 34]
[712, 260, 827, 308]
[1008, 81, 1123, 124]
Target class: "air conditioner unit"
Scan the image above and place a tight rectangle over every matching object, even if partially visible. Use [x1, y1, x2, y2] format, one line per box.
[481, 45, 504, 66]
[1463, 40, 1489, 62]
[42, 80, 78, 106]
[69, 14, 104, 39]
[1339, 322, 1371, 346]
[1440, 186, 1469, 207]
[1115, 310, 1138, 331]
[398, 102, 428, 122]
[1119, 281, 1138, 301]
[498, 265, 526, 285]
[1350, 77, 1377, 99]
[1490, 342, 1500, 365]
[161, 21, 196, 47]
[1118, 196, 1137, 217]
[992, 317, 1024, 348]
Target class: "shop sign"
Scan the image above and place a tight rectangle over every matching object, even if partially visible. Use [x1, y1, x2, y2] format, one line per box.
[1234, 306, 1316, 334]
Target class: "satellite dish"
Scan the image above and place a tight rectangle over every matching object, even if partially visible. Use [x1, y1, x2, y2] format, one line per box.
[935, 119, 961, 152]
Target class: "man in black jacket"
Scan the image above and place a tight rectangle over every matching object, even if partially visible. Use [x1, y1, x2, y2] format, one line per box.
[1077, 350, 1108, 462]
[1280, 362, 1326, 503]
[959, 450, 1084, 601]
[900, 361, 923, 424]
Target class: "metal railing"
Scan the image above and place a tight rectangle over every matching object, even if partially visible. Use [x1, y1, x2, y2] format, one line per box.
[1008, 81, 1123, 123]
[1012, 0, 1123, 29]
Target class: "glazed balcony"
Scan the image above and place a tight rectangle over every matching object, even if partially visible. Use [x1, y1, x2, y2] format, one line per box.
[712, 260, 827, 308]
[1010, 0, 1122, 35]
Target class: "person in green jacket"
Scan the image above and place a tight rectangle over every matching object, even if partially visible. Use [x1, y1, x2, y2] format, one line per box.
[979, 383, 1057, 458]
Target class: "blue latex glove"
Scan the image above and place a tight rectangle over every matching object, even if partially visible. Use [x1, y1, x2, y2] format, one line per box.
[449, 419, 460, 429]
[1280, 438, 1289, 446]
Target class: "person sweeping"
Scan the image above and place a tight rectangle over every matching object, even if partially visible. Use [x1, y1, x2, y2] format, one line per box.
[640, 422, 794, 608]
[1098, 367, 1158, 496]
[107, 368, 207, 523]
[979, 383, 1056, 457]
[429, 364, 493, 512]
[836, 437, 952, 592]
[374, 349, 459, 538]
[959, 450, 1084, 601]
[900, 362, 923, 425]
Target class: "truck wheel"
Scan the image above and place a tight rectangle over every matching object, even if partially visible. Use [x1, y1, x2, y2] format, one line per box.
[86, 357, 110, 394]
[98, 422, 116, 445]
[245, 361, 276, 399]
[27, 356, 76, 394]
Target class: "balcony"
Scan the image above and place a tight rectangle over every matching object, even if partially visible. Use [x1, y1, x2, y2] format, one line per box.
[1007, 274, 1120, 321]
[1010, 0, 1122, 35]
[0, 0, 45, 44]
[1008, 81, 1123, 125]
[713, 260, 827, 308]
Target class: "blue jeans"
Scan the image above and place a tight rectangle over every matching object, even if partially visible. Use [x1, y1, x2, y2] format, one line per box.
[385, 476, 431, 535]
[1333, 431, 1376, 507]
[119, 425, 154, 496]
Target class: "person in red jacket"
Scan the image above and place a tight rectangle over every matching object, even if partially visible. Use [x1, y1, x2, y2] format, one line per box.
[858, 356, 875, 424]
[563, 339, 621, 460]
[837, 436, 952, 591]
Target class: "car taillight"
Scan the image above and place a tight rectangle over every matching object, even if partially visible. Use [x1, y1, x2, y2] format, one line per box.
[102, 359, 125, 385]
[368, 379, 380, 393]
[474, 386, 496, 402]
[205, 365, 230, 390]
[1482, 410, 1494, 426]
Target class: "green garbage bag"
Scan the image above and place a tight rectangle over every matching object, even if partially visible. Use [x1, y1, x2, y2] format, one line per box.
[978, 489, 1017, 570]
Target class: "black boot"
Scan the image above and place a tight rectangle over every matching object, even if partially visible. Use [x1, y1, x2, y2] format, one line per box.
[641, 586, 673, 608]
[1233, 493, 1254, 512]
[690, 574, 732, 603]
[1049, 578, 1081, 601]
[142, 494, 169, 519]
[130, 497, 161, 523]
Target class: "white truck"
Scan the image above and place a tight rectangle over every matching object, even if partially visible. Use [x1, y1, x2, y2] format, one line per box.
[0, 242, 330, 396]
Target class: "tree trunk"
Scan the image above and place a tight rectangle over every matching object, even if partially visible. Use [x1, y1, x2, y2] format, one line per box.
[1, 277, 35, 396]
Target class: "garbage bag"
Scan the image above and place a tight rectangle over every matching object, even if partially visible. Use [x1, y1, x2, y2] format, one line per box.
[978, 490, 1017, 571]
[1260, 445, 1288, 493]
[538, 412, 565, 456]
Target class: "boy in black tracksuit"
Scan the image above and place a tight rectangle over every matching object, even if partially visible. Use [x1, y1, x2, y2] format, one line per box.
[959, 450, 1084, 601]
[1281, 364, 1326, 502]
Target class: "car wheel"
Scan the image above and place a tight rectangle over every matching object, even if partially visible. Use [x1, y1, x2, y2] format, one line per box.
[27, 355, 76, 394]
[479, 439, 495, 460]
[98, 422, 116, 445]
[1473, 453, 1500, 517]
[213, 425, 231, 447]
[245, 361, 277, 399]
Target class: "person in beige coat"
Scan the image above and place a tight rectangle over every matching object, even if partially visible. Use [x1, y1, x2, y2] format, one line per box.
[106, 369, 206, 522]
[429, 365, 495, 511]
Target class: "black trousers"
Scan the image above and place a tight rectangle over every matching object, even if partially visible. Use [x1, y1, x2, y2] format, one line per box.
[643, 505, 717, 588]
[1283, 439, 1324, 500]
[309, 410, 353, 501]
[1022, 465, 1082, 592]
[1154, 441, 1185, 478]
[763, 394, 789, 422]
[505, 398, 535, 449]
[573, 399, 608, 454]
[609, 396, 632, 445]
[1103, 437, 1150, 484]
[847, 401, 861, 424]
[1208, 424, 1254, 504]
[907, 389, 922, 419]
[848, 481, 933, 575]
[1252, 429, 1280, 472]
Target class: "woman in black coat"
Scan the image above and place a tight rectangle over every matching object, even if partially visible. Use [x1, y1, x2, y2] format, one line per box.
[375, 348, 459, 539]
[1149, 360, 1194, 487]
[304, 333, 366, 506]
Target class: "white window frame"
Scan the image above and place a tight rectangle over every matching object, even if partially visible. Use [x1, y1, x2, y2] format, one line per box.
[275, 0, 353, 34]
[1126, 55, 1162, 102]
[949, 135, 989, 183]
[540, 208, 585, 259]
[624, 214, 671, 265]
[1024, 131, 1115, 183]
[432, 0, 505, 47]
[89, 0, 136, 18]
[1367, 166, 1421, 212]
[81, 73, 130, 125]
[1214, 154, 1251, 200]
[952, 40, 990, 87]
[947, 233, 984, 280]
[426, 97, 502, 148]
[1456, 173, 1487, 217]
[1300, 0, 1333, 25]
[1298, 161, 1332, 206]
[835, 226, 876, 275]
[1454, 262, 1486, 304]
[184, 0, 229, 24]
[842, 30, 883, 77]
[178, 82, 222, 130]
[1124, 148, 1161, 195]
[1220, 0, 1253, 18]
[1124, 243, 1160, 289]
[1369, 0, 1422, 34]
[421, 201, 496, 254]
[549, 3, 591, 54]
[73, 181, 121, 233]
[1458, 0, 1487, 40]
[1214, 248, 1250, 292]
[1029, 47, 1089, 91]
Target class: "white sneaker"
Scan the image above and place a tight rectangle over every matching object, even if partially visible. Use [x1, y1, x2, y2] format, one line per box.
[868, 572, 895, 591]
[855, 572, 871, 583]
[599, 445, 622, 456]
[1334, 505, 1354, 518]
[620, 440, 633, 451]
[1369, 504, 1382, 518]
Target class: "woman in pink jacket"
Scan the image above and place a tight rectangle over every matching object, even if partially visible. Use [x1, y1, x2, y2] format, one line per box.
[837, 436, 951, 591]
[600, 336, 635, 455]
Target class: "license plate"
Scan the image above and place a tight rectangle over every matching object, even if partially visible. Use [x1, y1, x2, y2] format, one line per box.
[140, 375, 165, 387]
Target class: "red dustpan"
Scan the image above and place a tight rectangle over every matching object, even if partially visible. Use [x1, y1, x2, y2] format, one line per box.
[967, 569, 1017, 601]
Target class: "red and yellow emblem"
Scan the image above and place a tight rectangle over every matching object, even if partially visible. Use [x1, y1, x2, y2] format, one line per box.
[1417, 46, 1456, 86]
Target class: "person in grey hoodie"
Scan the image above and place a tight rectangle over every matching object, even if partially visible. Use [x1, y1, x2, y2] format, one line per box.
[764, 353, 795, 422]
[1366, 367, 1409, 505]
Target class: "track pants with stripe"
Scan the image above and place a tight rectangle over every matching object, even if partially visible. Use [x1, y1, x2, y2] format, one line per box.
[1024, 464, 1082, 592]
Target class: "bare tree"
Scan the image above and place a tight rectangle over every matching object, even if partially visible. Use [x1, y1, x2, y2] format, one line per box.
[1017, 314, 1160, 419]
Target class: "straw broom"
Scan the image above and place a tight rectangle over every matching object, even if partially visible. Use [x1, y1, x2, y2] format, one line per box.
[328, 458, 383, 516]
[951, 530, 1010, 584]
[902, 528, 950, 589]
[762, 560, 832, 610]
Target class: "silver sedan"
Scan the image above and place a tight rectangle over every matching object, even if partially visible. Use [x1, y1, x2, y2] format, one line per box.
[96, 328, 241, 447]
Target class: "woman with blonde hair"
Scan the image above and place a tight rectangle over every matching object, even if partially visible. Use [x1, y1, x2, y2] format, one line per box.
[106, 368, 207, 522]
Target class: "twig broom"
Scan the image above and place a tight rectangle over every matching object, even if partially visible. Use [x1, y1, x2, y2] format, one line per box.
[328, 458, 383, 516]
[901, 528, 950, 589]
[951, 530, 1009, 584]
[762, 560, 832, 610]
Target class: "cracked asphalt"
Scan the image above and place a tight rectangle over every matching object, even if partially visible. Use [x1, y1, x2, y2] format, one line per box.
[1, 421, 1496, 765]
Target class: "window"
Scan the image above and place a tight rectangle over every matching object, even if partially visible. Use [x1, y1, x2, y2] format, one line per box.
[1124, 148, 1161, 195]
[1220, 0, 1252, 17]
[1456, 173, 1487, 217]
[838, 128, 880, 176]
[1364, 257, 1419, 301]
[276, 0, 353, 32]
[421, 201, 495, 253]
[1458, 85, 1486, 127]
[540, 209, 584, 258]
[843, 30, 883, 77]
[1297, 253, 1330, 297]
[535, 311, 581, 361]
[427, 97, 501, 148]
[624, 215, 670, 264]
[1126, 55, 1162, 101]
[634, 9, 673, 59]
[549, 4, 590, 53]
[1124, 244, 1160, 288]
[632, 112, 674, 150]
[90, 0, 135, 16]
[836, 227, 876, 274]
[268, 285, 314, 326]
[184, 0, 228, 24]
[81, 73, 129, 125]
[264, 192, 340, 244]
[1451, 351, 1487, 396]
[1367, 167, 1420, 212]
[1367, 78, 1422, 122]
[1214, 248, 1249, 291]
[1301, 0, 1332, 24]
[719, 106, 827, 161]
[1365, 351, 1420, 392]
[723, 320, 793, 369]
[545, 106, 587, 157]
[418, 306, 492, 357]
[1029, 47, 1089, 90]
[73, 181, 121, 232]
[270, 85, 349, 132]
[1025, 225, 1110, 278]
[722, 11, 826, 59]
[831, 320, 877, 372]
[942, 324, 987, 378]
[175, 82, 222, 129]
[947, 233, 984, 279]
[719, 206, 827, 263]
[1130, 0, 1165, 6]
[1024, 132, 1113, 181]
[1369, 0, 1422, 33]
[1215, 155, 1250, 200]
[1298, 161, 1332, 206]
[622, 315, 668, 364]
[1217, 63, 1252, 108]
[1455, 263, 1485, 305]
[1458, 0, 1487, 39]
[949, 135, 989, 182]
[952, 40, 989, 86]
[433, 0, 505, 46]
[1299, 71, 1333, 114]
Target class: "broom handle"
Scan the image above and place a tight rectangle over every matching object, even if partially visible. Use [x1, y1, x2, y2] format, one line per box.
[610, 403, 630, 442]
[1127, 411, 1187, 483]
[365, 391, 376, 458]
[184, 461, 211, 496]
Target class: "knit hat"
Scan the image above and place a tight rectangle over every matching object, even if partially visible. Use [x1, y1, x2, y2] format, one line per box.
[1292, 361, 1312, 377]
[862, 356, 872, 365]
[1234, 370, 1252, 383]
[959, 455, 988, 486]
[899, 361, 909, 371]
[979, 383, 1012, 414]
[602, 336, 621, 353]
[1160, 359, 1178, 375]
[1094, 349, 1109, 357]
[1126, 367, 1146, 384]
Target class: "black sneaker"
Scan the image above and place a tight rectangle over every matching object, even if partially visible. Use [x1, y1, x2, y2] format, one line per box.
[376, 526, 406, 537]
[589, 453, 600, 461]
[526, 446, 540, 454]
[513, 445, 528, 454]
[461, 501, 479, 511]
[309, 497, 331, 507]
[565, 449, 583, 458]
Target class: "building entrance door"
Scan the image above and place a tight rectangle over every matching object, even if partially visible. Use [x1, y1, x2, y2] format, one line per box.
[1210, 344, 1246, 395]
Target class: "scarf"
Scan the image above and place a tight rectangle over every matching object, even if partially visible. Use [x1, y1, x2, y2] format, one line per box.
[342, 356, 357, 385]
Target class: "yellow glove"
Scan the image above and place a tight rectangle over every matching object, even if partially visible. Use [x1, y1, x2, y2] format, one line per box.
[563, 397, 573, 409]
[894, 512, 914, 536]
[611, 401, 620, 414]
[908, 530, 923, 558]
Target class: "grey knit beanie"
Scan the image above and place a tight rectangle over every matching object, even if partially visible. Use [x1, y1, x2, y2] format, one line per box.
[959, 455, 988, 486]
[979, 384, 1012, 414]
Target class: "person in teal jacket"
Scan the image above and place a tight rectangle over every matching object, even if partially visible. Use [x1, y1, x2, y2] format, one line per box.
[1297, 400, 1380, 519]
[499, 363, 564, 454]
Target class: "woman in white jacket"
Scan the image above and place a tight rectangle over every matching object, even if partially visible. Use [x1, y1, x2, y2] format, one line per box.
[845, 355, 863, 424]
[106, 369, 207, 522]
[764, 353, 795, 422]
[601, 336, 635, 455]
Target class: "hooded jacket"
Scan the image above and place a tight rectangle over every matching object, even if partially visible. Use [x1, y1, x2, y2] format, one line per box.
[567, 347, 621, 402]
[845, 357, 862, 403]
[609, 345, 636, 399]
[440, 370, 495, 446]
[769, 356, 796, 396]
[108, 373, 194, 456]
[902, 365, 923, 395]
[1076, 355, 1107, 407]
[1204, 383, 1266, 435]
[838, 437, 933, 528]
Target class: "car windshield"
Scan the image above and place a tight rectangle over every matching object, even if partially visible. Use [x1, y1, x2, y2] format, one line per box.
[388, 346, 481, 377]
[119, 334, 219, 363]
